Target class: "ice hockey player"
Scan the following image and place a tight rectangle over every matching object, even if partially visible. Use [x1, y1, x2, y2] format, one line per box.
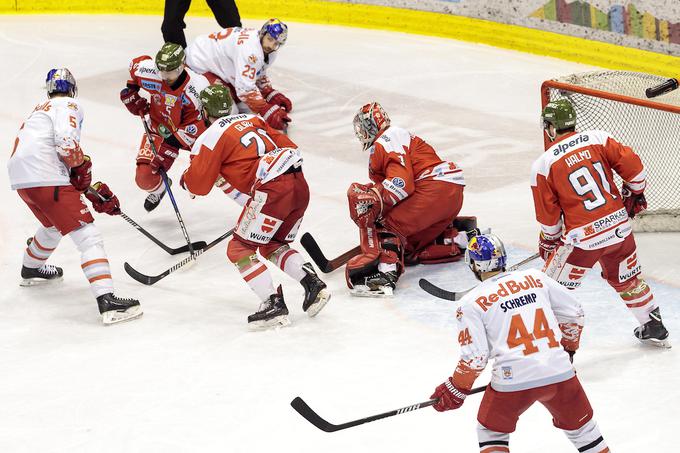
[120, 42, 209, 212]
[345, 102, 471, 296]
[533, 99, 670, 348]
[185, 18, 292, 131]
[431, 233, 609, 453]
[8, 68, 142, 325]
[180, 85, 330, 330]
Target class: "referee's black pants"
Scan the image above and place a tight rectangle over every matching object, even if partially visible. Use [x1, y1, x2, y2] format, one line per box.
[162, 0, 242, 48]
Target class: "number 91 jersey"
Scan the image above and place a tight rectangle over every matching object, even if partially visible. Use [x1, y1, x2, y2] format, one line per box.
[531, 130, 646, 250]
[454, 269, 583, 392]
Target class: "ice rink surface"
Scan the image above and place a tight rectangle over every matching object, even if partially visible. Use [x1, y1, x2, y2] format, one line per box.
[1, 15, 678, 453]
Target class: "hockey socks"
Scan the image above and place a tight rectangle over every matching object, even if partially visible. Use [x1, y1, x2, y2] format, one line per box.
[266, 244, 307, 282]
[618, 277, 656, 324]
[23, 226, 62, 268]
[235, 254, 276, 302]
[563, 419, 609, 453]
[69, 224, 114, 298]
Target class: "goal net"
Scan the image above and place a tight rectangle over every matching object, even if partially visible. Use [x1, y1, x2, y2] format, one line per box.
[541, 70, 680, 232]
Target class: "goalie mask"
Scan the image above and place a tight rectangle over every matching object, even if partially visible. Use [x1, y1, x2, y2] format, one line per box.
[353, 102, 390, 150]
[46, 68, 77, 98]
[465, 233, 507, 280]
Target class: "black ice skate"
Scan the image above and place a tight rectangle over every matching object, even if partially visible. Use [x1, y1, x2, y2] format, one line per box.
[351, 270, 398, 298]
[97, 293, 143, 325]
[300, 263, 331, 317]
[144, 178, 171, 212]
[634, 308, 671, 349]
[247, 286, 291, 330]
[20, 264, 63, 286]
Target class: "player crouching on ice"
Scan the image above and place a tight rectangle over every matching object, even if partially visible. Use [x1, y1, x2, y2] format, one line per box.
[533, 99, 670, 348]
[345, 102, 474, 296]
[431, 234, 609, 453]
[120, 42, 209, 212]
[8, 69, 142, 325]
[180, 85, 330, 330]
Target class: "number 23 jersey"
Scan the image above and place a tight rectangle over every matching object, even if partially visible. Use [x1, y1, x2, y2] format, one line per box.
[454, 269, 583, 392]
[531, 130, 646, 250]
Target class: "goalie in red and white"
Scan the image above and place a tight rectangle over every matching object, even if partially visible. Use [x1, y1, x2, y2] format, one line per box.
[185, 18, 292, 131]
[532, 99, 669, 347]
[345, 102, 473, 296]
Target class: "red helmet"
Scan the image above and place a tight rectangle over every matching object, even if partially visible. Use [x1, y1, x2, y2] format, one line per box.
[353, 102, 390, 150]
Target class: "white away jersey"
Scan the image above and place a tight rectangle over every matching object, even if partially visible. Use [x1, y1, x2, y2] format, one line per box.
[186, 27, 277, 102]
[456, 268, 583, 392]
[8, 97, 84, 190]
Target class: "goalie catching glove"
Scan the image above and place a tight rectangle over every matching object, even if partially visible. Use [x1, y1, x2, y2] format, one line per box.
[621, 183, 647, 219]
[85, 182, 121, 216]
[430, 377, 470, 412]
[347, 182, 383, 227]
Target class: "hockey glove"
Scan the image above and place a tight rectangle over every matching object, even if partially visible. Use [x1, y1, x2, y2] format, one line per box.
[149, 142, 179, 174]
[120, 87, 150, 116]
[430, 377, 469, 412]
[259, 103, 291, 130]
[262, 86, 292, 112]
[70, 155, 92, 192]
[347, 182, 383, 227]
[539, 231, 562, 261]
[85, 182, 121, 216]
[621, 184, 647, 219]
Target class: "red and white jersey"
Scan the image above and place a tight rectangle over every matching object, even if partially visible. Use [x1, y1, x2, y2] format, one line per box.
[183, 114, 298, 197]
[185, 27, 278, 112]
[8, 97, 84, 190]
[368, 125, 464, 209]
[128, 56, 209, 149]
[452, 269, 583, 392]
[531, 130, 646, 250]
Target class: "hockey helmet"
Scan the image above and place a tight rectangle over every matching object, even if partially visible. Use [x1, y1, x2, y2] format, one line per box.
[541, 99, 576, 132]
[465, 233, 507, 280]
[353, 102, 390, 150]
[46, 68, 77, 98]
[199, 84, 233, 119]
[259, 19, 288, 48]
[155, 42, 185, 74]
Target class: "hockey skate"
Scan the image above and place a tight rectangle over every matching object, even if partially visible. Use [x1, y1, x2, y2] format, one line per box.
[97, 293, 143, 325]
[20, 264, 63, 286]
[248, 286, 291, 330]
[300, 263, 331, 317]
[144, 178, 171, 212]
[350, 270, 398, 297]
[634, 308, 671, 349]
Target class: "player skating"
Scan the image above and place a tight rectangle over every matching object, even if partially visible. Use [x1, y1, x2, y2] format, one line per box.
[532, 99, 670, 348]
[345, 102, 472, 296]
[185, 18, 292, 131]
[180, 85, 329, 330]
[8, 68, 142, 325]
[120, 42, 209, 212]
[431, 234, 609, 453]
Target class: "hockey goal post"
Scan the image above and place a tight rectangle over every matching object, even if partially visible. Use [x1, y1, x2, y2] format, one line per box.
[541, 71, 680, 232]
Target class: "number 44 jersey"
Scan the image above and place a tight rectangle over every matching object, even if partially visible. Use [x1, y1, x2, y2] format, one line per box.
[531, 130, 646, 250]
[453, 268, 584, 392]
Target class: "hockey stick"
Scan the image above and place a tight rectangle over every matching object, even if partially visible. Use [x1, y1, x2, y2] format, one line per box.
[291, 385, 487, 433]
[141, 117, 196, 257]
[124, 228, 234, 285]
[300, 232, 361, 273]
[419, 252, 541, 301]
[646, 78, 679, 98]
[86, 186, 206, 255]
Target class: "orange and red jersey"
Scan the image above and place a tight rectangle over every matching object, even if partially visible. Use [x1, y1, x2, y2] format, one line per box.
[182, 113, 298, 197]
[368, 125, 464, 209]
[531, 130, 646, 250]
[128, 56, 209, 149]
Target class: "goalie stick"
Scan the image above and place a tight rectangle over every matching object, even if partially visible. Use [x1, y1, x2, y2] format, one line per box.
[419, 252, 541, 301]
[85, 187, 206, 255]
[300, 232, 361, 273]
[291, 385, 486, 433]
[124, 228, 234, 285]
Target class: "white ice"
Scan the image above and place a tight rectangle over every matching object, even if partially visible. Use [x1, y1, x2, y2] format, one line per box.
[1, 16, 678, 453]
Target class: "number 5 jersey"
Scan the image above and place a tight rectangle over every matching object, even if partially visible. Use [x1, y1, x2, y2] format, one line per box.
[452, 268, 584, 392]
[530, 130, 646, 250]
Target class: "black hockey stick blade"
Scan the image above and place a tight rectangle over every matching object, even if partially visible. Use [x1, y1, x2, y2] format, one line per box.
[418, 278, 465, 301]
[300, 232, 361, 273]
[124, 228, 234, 285]
[169, 240, 207, 255]
[291, 385, 487, 433]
